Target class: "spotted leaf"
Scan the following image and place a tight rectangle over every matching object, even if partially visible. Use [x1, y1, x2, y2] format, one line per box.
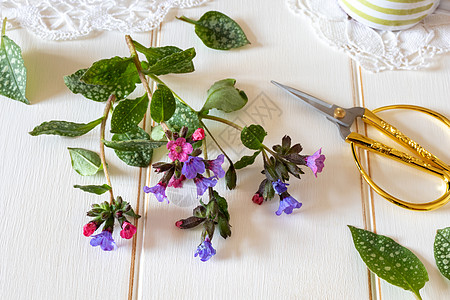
[29, 117, 103, 137]
[434, 227, 450, 280]
[240, 125, 267, 150]
[349, 225, 428, 299]
[111, 94, 149, 134]
[166, 99, 200, 135]
[178, 11, 250, 50]
[0, 20, 29, 104]
[111, 127, 153, 167]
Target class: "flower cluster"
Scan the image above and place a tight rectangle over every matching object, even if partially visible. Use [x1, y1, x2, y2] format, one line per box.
[83, 197, 140, 251]
[250, 136, 325, 216]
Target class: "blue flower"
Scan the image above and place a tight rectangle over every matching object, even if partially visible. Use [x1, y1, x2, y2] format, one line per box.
[275, 195, 302, 216]
[182, 156, 206, 179]
[194, 236, 216, 262]
[143, 182, 168, 203]
[272, 179, 289, 195]
[206, 154, 225, 178]
[193, 175, 217, 197]
[90, 230, 116, 251]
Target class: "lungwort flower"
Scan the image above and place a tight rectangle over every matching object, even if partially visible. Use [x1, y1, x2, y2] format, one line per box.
[272, 179, 289, 195]
[167, 137, 193, 162]
[194, 236, 216, 262]
[193, 175, 218, 196]
[275, 194, 302, 216]
[306, 148, 326, 177]
[182, 156, 206, 179]
[168, 175, 186, 188]
[144, 182, 168, 203]
[192, 128, 205, 141]
[90, 230, 116, 251]
[205, 154, 225, 178]
[83, 221, 98, 237]
[252, 193, 264, 205]
[120, 222, 137, 239]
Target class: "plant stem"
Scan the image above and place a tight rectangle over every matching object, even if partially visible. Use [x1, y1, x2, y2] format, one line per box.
[200, 120, 233, 165]
[202, 136, 211, 177]
[125, 35, 153, 101]
[1, 18, 7, 46]
[176, 16, 198, 26]
[100, 95, 116, 204]
[201, 115, 243, 131]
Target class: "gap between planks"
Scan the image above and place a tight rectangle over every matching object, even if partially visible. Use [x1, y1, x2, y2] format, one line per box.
[349, 59, 382, 300]
[128, 25, 162, 300]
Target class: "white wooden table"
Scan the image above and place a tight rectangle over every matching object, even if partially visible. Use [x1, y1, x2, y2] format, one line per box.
[1, 1, 449, 299]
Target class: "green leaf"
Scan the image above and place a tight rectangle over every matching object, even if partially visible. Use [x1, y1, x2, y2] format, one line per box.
[218, 214, 232, 239]
[348, 225, 428, 299]
[29, 117, 103, 137]
[68, 148, 103, 176]
[150, 125, 166, 141]
[103, 139, 166, 152]
[213, 191, 230, 221]
[150, 84, 176, 123]
[240, 125, 267, 150]
[111, 94, 149, 134]
[0, 21, 29, 104]
[112, 127, 153, 167]
[200, 79, 248, 114]
[74, 184, 111, 195]
[434, 227, 450, 280]
[166, 99, 200, 135]
[234, 150, 261, 169]
[225, 164, 236, 190]
[64, 58, 140, 102]
[178, 11, 250, 50]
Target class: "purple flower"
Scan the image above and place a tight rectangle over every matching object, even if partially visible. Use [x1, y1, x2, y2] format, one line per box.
[306, 148, 326, 177]
[167, 138, 193, 162]
[272, 179, 289, 195]
[90, 230, 116, 251]
[193, 175, 217, 197]
[182, 156, 205, 179]
[194, 236, 216, 262]
[144, 182, 168, 203]
[275, 195, 302, 216]
[206, 154, 225, 178]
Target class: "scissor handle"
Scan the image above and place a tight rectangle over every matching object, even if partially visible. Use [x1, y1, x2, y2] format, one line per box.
[345, 105, 450, 211]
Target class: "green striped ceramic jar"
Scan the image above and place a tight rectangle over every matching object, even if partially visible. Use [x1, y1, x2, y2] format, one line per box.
[338, 0, 440, 31]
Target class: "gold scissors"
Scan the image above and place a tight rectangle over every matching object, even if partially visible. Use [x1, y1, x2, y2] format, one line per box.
[272, 81, 450, 211]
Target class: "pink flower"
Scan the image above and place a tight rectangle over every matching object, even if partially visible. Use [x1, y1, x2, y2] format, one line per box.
[83, 221, 98, 237]
[168, 175, 186, 188]
[252, 193, 264, 205]
[120, 222, 137, 239]
[192, 128, 205, 141]
[306, 148, 326, 177]
[167, 138, 193, 162]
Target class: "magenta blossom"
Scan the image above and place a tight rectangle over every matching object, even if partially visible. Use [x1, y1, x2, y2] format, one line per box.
[252, 193, 264, 205]
[83, 221, 98, 237]
[192, 128, 205, 141]
[306, 148, 325, 177]
[120, 222, 137, 239]
[144, 182, 168, 203]
[206, 154, 225, 178]
[167, 138, 193, 162]
[168, 175, 186, 188]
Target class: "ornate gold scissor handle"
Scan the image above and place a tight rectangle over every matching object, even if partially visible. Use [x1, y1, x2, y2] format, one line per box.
[272, 81, 450, 211]
[347, 105, 450, 211]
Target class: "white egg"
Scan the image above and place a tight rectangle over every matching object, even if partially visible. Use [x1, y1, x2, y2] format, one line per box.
[338, 0, 440, 31]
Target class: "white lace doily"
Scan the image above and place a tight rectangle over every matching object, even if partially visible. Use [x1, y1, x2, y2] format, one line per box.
[287, 0, 450, 72]
[0, 0, 209, 40]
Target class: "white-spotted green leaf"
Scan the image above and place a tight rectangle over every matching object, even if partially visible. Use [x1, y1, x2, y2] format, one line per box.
[110, 94, 149, 134]
[74, 184, 111, 195]
[64, 58, 141, 102]
[434, 227, 450, 280]
[133, 42, 196, 76]
[0, 19, 29, 104]
[111, 127, 153, 167]
[349, 225, 428, 299]
[150, 125, 166, 141]
[178, 11, 250, 50]
[240, 125, 267, 150]
[234, 150, 261, 169]
[68, 148, 103, 176]
[150, 84, 176, 123]
[200, 78, 247, 114]
[29, 117, 103, 137]
[166, 99, 200, 135]
[103, 139, 166, 152]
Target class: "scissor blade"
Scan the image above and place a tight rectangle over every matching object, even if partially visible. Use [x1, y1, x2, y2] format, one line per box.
[271, 80, 335, 116]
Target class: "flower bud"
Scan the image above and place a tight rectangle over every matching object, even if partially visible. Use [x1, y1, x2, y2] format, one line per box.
[252, 193, 264, 205]
[192, 128, 205, 141]
[119, 221, 137, 239]
[175, 216, 205, 229]
[83, 221, 98, 237]
[193, 205, 207, 218]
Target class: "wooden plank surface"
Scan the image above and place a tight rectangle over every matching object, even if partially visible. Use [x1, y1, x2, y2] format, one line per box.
[1, 1, 450, 299]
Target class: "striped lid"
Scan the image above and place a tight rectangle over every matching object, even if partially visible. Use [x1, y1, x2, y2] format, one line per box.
[338, 0, 440, 31]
